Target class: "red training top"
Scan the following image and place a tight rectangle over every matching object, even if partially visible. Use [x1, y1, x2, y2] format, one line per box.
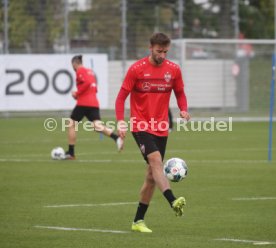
[75, 66, 99, 107]
[115, 57, 188, 136]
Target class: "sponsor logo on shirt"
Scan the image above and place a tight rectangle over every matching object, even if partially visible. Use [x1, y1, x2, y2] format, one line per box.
[137, 81, 172, 93]
[142, 82, 151, 91]
[140, 144, 145, 154]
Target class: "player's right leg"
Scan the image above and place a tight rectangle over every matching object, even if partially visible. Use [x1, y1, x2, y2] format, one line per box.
[131, 220, 152, 233]
[132, 166, 155, 233]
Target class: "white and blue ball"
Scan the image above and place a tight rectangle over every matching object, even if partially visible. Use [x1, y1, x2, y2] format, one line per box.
[51, 147, 65, 160]
[163, 157, 188, 182]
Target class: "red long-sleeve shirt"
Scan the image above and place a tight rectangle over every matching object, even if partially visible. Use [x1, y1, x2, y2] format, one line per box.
[115, 57, 188, 136]
[75, 66, 99, 107]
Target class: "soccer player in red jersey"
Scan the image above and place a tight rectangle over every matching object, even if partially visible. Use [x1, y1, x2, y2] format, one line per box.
[115, 33, 190, 232]
[65, 55, 123, 159]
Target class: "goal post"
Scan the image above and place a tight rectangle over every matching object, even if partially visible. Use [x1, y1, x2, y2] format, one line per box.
[170, 38, 276, 116]
[170, 38, 276, 161]
[268, 54, 275, 161]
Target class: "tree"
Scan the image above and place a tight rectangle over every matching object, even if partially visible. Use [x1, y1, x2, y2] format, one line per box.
[26, 0, 64, 52]
[0, 0, 64, 53]
[0, 1, 36, 51]
[191, 0, 275, 39]
[127, 0, 177, 58]
[240, 0, 274, 39]
[68, 0, 121, 57]
[87, 0, 121, 51]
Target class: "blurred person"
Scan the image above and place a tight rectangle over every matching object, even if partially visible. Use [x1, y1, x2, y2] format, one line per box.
[192, 18, 203, 38]
[115, 33, 190, 232]
[65, 55, 123, 159]
[237, 32, 255, 58]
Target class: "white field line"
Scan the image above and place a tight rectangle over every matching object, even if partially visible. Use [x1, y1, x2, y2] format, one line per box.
[0, 137, 98, 144]
[0, 158, 273, 164]
[0, 158, 113, 163]
[34, 225, 130, 234]
[77, 147, 276, 155]
[232, 197, 276, 201]
[189, 159, 269, 164]
[215, 238, 276, 245]
[44, 201, 137, 208]
[0, 147, 274, 162]
[1, 147, 274, 159]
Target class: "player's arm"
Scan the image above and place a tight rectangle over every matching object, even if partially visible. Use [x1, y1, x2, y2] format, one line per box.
[173, 67, 191, 121]
[115, 66, 136, 138]
[174, 89, 190, 121]
[115, 88, 130, 138]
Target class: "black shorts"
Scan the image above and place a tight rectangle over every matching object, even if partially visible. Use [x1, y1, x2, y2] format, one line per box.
[70, 106, 101, 122]
[132, 131, 168, 163]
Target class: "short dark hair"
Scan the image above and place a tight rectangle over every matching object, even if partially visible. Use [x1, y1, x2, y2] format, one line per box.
[150, 32, 171, 46]
[71, 54, 82, 64]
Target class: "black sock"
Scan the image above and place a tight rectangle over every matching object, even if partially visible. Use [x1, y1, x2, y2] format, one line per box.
[163, 189, 176, 207]
[68, 144, 75, 156]
[110, 132, 118, 141]
[134, 202, 149, 222]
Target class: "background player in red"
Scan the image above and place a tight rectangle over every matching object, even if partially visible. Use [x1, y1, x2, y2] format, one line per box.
[115, 33, 190, 232]
[65, 55, 123, 159]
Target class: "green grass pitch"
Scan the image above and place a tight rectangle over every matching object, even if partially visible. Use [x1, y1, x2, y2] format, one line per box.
[0, 117, 276, 248]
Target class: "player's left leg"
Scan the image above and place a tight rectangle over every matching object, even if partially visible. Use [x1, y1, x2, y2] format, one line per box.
[147, 151, 170, 192]
[147, 136, 186, 216]
[68, 118, 77, 145]
[65, 106, 85, 159]
[65, 119, 77, 159]
[86, 107, 123, 151]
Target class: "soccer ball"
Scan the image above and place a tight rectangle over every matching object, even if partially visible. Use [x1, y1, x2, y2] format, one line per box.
[163, 158, 188, 182]
[51, 147, 65, 160]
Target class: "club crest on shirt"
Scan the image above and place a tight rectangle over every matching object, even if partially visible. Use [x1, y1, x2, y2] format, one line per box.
[140, 144, 145, 154]
[164, 72, 172, 83]
[142, 82, 151, 91]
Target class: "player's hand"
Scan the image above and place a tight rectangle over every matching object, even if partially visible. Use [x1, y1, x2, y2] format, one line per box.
[180, 111, 191, 121]
[117, 120, 128, 139]
[71, 91, 78, 99]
